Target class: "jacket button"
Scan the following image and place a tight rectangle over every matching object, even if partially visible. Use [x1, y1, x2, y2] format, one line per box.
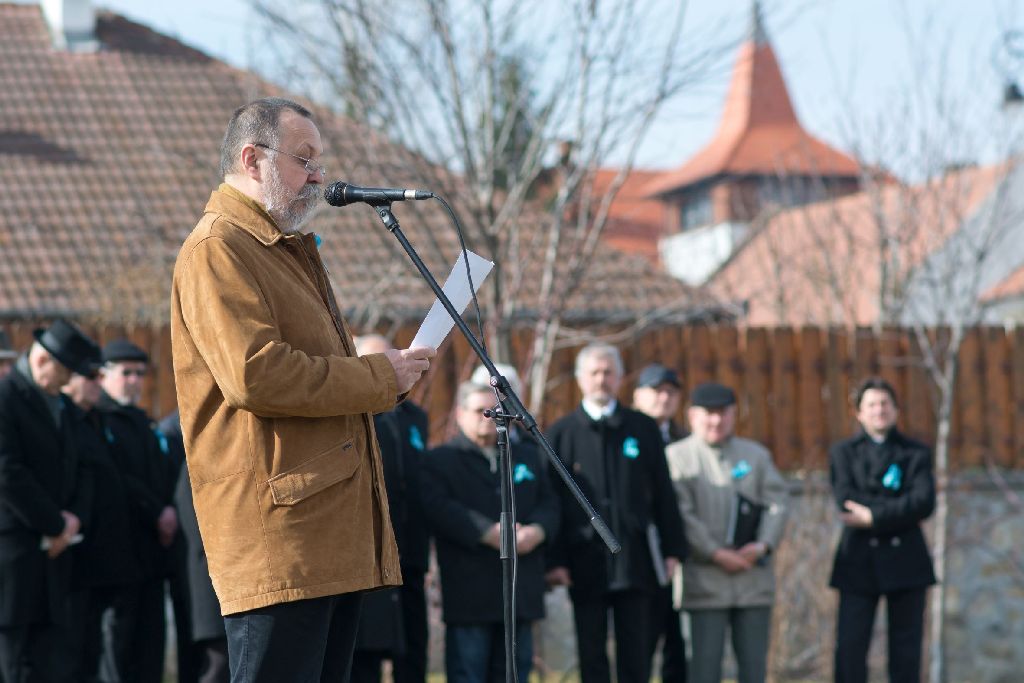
[868, 538, 879, 547]
[891, 537, 901, 547]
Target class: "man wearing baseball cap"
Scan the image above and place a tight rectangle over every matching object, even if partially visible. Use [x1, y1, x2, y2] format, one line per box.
[632, 363, 688, 683]
[666, 382, 789, 683]
[0, 319, 99, 681]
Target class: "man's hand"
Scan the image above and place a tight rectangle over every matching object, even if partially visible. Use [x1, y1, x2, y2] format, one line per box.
[515, 523, 545, 555]
[664, 556, 680, 579]
[712, 548, 753, 574]
[481, 522, 502, 550]
[157, 506, 178, 547]
[545, 566, 571, 587]
[840, 500, 874, 528]
[384, 347, 436, 394]
[45, 510, 81, 559]
[736, 542, 767, 564]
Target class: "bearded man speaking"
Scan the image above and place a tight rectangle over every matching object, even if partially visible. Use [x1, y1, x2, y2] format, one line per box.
[170, 97, 435, 682]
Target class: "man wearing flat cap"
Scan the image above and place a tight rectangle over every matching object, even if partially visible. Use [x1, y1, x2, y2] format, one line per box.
[0, 319, 98, 682]
[97, 339, 178, 683]
[666, 382, 789, 683]
[632, 363, 688, 683]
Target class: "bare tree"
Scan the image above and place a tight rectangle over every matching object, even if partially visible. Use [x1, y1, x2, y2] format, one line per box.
[247, 0, 738, 411]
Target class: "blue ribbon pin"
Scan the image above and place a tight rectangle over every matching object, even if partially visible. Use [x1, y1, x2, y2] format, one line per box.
[622, 436, 640, 459]
[513, 463, 535, 483]
[409, 425, 425, 451]
[732, 460, 751, 480]
[314, 234, 323, 248]
[882, 464, 902, 490]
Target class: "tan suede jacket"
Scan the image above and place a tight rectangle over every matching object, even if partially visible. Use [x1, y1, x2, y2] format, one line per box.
[170, 184, 401, 615]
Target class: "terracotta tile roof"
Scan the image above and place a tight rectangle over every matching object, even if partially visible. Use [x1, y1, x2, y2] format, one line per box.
[643, 38, 859, 198]
[0, 3, 718, 325]
[708, 165, 1005, 325]
[592, 168, 669, 264]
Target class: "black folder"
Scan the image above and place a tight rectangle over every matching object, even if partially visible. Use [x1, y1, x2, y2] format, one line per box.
[726, 492, 765, 548]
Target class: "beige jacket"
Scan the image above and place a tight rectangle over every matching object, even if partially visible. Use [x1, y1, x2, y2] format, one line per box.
[170, 184, 401, 615]
[666, 435, 789, 609]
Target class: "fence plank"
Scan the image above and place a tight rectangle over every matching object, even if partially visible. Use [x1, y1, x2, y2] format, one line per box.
[769, 328, 800, 469]
[744, 328, 772, 453]
[1013, 328, 1024, 469]
[984, 326, 1013, 467]
[797, 327, 827, 469]
[956, 327, 985, 469]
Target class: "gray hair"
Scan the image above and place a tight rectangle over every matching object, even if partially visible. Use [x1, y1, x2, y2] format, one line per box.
[219, 97, 313, 178]
[456, 381, 493, 408]
[574, 342, 623, 378]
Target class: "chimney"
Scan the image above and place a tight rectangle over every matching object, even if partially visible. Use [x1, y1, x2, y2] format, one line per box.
[41, 0, 99, 53]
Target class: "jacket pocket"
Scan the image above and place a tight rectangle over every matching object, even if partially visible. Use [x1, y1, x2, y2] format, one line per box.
[267, 438, 361, 506]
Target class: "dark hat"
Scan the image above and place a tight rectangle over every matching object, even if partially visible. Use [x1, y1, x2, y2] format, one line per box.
[689, 382, 736, 408]
[102, 339, 149, 364]
[0, 330, 16, 360]
[636, 363, 681, 389]
[33, 320, 101, 376]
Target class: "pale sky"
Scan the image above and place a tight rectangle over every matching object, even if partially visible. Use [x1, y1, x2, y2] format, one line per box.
[53, 1, 1024, 170]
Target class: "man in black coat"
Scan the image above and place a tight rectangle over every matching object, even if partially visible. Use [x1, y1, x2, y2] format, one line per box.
[0, 319, 98, 682]
[164, 409, 228, 683]
[63, 367, 143, 683]
[97, 339, 179, 683]
[631, 363, 688, 683]
[829, 377, 936, 683]
[422, 381, 559, 683]
[546, 343, 686, 683]
[351, 334, 431, 683]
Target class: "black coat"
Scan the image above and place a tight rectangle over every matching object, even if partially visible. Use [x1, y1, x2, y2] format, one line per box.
[68, 404, 142, 589]
[0, 365, 91, 627]
[829, 429, 937, 594]
[545, 405, 687, 598]
[355, 402, 429, 653]
[421, 433, 559, 625]
[98, 393, 177, 579]
[164, 411, 224, 642]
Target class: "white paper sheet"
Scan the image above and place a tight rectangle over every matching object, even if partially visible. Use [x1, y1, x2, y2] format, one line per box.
[411, 250, 494, 349]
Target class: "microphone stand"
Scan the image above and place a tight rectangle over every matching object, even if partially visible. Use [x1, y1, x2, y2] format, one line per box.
[368, 203, 621, 683]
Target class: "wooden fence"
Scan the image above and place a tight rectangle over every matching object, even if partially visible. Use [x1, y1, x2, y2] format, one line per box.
[6, 321, 1022, 470]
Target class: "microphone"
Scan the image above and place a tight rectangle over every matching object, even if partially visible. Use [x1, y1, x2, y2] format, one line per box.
[324, 181, 433, 207]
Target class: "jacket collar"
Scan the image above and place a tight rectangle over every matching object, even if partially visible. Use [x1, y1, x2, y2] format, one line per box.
[12, 354, 62, 426]
[205, 183, 288, 247]
[574, 402, 625, 430]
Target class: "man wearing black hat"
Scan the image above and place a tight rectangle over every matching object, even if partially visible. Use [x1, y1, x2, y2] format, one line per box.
[666, 382, 789, 683]
[546, 343, 686, 683]
[632, 363, 688, 683]
[0, 319, 98, 682]
[97, 339, 179, 683]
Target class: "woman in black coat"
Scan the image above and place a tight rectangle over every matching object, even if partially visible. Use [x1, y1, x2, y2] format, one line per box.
[829, 377, 936, 683]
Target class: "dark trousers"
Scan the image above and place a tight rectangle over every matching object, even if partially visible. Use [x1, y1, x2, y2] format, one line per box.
[835, 588, 927, 683]
[224, 592, 364, 683]
[571, 590, 653, 683]
[394, 571, 428, 683]
[100, 578, 167, 683]
[196, 637, 229, 683]
[0, 622, 76, 683]
[171, 569, 201, 683]
[649, 585, 687, 683]
[444, 621, 533, 683]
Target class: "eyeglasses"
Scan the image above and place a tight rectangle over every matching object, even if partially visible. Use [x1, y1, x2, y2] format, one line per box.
[254, 143, 326, 177]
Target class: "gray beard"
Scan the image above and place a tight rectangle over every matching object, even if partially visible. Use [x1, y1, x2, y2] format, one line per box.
[263, 165, 321, 231]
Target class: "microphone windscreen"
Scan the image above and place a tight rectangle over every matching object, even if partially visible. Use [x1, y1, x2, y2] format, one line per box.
[323, 181, 348, 207]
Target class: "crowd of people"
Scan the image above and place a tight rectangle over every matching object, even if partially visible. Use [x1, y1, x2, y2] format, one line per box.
[0, 96, 938, 683]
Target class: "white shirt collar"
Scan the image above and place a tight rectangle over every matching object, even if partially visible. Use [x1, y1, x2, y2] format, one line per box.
[581, 398, 617, 421]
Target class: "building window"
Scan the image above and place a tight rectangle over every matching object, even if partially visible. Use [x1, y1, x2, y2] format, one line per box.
[680, 187, 712, 229]
[757, 176, 827, 209]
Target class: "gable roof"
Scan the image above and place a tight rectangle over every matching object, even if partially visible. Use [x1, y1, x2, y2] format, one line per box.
[708, 164, 1007, 325]
[0, 3, 717, 325]
[643, 9, 859, 198]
